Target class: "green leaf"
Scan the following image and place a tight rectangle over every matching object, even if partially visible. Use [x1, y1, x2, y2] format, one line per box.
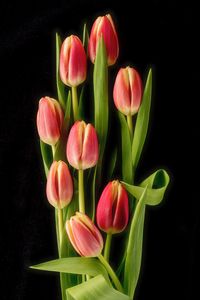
[132, 68, 152, 174]
[93, 37, 108, 182]
[56, 32, 67, 110]
[31, 258, 109, 282]
[107, 147, 118, 180]
[124, 187, 147, 298]
[118, 112, 133, 184]
[78, 86, 85, 120]
[122, 169, 170, 206]
[66, 275, 130, 300]
[39, 140, 52, 177]
[123, 169, 170, 298]
[82, 23, 89, 50]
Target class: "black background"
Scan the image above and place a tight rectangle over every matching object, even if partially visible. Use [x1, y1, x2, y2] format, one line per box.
[0, 0, 199, 299]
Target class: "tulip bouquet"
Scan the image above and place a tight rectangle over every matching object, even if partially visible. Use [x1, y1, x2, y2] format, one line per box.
[31, 14, 170, 300]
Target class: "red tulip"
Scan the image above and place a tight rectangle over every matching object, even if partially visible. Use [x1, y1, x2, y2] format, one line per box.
[46, 161, 73, 209]
[60, 35, 87, 87]
[88, 14, 119, 66]
[113, 67, 142, 116]
[66, 121, 99, 170]
[66, 212, 103, 257]
[96, 180, 129, 234]
[36, 97, 64, 146]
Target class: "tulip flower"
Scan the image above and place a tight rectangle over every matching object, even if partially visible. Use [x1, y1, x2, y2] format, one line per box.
[97, 180, 129, 234]
[66, 212, 103, 257]
[113, 67, 142, 116]
[46, 160, 73, 209]
[36, 96, 64, 146]
[59, 35, 87, 87]
[66, 121, 99, 170]
[88, 14, 119, 66]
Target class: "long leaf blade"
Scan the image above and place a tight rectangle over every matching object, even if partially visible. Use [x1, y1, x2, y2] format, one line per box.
[132, 69, 152, 174]
[56, 32, 67, 110]
[124, 187, 147, 297]
[118, 112, 133, 184]
[31, 257, 109, 282]
[39, 140, 52, 177]
[66, 275, 130, 300]
[93, 37, 108, 181]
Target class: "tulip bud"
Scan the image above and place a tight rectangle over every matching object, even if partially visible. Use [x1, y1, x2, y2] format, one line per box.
[88, 14, 119, 66]
[36, 97, 64, 146]
[66, 121, 99, 170]
[113, 67, 142, 116]
[46, 161, 73, 209]
[60, 35, 87, 87]
[66, 212, 103, 257]
[96, 180, 129, 234]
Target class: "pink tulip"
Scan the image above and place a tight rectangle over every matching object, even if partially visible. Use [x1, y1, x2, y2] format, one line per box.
[36, 97, 64, 146]
[88, 14, 119, 66]
[66, 212, 103, 257]
[96, 180, 129, 234]
[66, 121, 99, 170]
[60, 35, 87, 87]
[46, 161, 73, 209]
[113, 67, 142, 116]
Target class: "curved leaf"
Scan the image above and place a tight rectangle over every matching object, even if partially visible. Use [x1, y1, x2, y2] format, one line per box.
[132, 69, 152, 174]
[122, 169, 170, 206]
[66, 275, 130, 300]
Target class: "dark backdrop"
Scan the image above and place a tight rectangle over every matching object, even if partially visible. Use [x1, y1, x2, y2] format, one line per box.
[0, 1, 199, 299]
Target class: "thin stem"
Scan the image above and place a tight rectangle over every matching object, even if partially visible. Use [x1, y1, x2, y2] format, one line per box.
[72, 86, 78, 121]
[78, 169, 85, 213]
[104, 233, 112, 262]
[58, 208, 64, 248]
[51, 145, 56, 159]
[126, 114, 133, 140]
[98, 254, 123, 293]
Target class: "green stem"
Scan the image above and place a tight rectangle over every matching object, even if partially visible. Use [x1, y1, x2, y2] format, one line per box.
[78, 169, 85, 213]
[72, 86, 78, 121]
[58, 208, 63, 248]
[104, 233, 112, 262]
[51, 145, 56, 159]
[126, 114, 133, 140]
[57, 209, 66, 300]
[98, 254, 123, 293]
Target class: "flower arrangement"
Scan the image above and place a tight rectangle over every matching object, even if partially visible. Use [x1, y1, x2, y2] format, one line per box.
[31, 13, 170, 300]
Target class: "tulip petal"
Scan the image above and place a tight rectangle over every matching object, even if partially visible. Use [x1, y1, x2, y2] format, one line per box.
[113, 184, 129, 233]
[68, 36, 87, 87]
[96, 182, 114, 232]
[113, 69, 131, 116]
[128, 68, 142, 115]
[46, 161, 59, 207]
[71, 218, 102, 257]
[67, 121, 85, 169]
[81, 124, 99, 169]
[57, 161, 73, 208]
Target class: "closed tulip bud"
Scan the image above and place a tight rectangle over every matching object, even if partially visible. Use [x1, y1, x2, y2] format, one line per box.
[66, 121, 99, 170]
[36, 97, 64, 146]
[46, 161, 73, 209]
[97, 180, 129, 234]
[88, 14, 119, 66]
[113, 67, 142, 116]
[66, 212, 103, 257]
[60, 35, 87, 87]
